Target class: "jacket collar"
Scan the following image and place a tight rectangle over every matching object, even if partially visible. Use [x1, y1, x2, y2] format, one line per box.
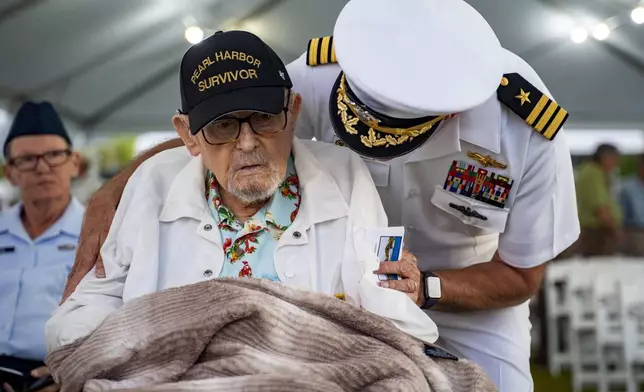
[159, 138, 349, 230]
[404, 95, 502, 163]
[0, 197, 84, 242]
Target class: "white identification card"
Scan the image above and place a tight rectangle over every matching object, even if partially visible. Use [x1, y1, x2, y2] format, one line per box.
[365, 227, 405, 281]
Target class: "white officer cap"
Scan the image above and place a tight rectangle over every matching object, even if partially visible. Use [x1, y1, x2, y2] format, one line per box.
[333, 0, 504, 117]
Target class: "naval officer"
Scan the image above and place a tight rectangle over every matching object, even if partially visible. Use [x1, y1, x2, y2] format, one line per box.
[285, 0, 579, 390]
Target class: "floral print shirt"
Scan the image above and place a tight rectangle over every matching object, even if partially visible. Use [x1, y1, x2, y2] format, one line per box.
[205, 157, 300, 281]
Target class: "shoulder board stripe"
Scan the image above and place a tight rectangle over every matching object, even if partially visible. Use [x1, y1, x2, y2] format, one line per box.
[306, 36, 337, 66]
[497, 73, 569, 141]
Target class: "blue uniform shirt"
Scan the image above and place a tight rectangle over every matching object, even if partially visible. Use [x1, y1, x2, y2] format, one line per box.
[0, 198, 84, 360]
[620, 176, 644, 229]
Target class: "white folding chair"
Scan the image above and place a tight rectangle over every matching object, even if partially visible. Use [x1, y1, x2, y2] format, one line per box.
[569, 267, 603, 392]
[594, 271, 633, 392]
[544, 258, 585, 375]
[621, 283, 644, 392]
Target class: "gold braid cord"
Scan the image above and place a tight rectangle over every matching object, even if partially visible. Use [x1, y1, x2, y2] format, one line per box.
[336, 75, 445, 148]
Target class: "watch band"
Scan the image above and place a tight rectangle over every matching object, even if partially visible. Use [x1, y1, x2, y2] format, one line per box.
[421, 271, 440, 310]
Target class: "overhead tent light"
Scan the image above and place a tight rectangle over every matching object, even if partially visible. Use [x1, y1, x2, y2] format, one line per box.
[632, 6, 644, 24]
[570, 27, 588, 43]
[592, 23, 611, 40]
[185, 26, 204, 44]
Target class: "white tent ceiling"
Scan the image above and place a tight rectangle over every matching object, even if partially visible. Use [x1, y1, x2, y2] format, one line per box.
[0, 0, 642, 139]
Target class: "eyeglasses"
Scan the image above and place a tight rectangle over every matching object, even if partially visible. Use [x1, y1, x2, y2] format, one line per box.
[8, 149, 72, 171]
[200, 108, 290, 145]
[179, 92, 292, 146]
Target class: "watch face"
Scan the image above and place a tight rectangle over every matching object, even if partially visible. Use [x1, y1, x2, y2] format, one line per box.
[426, 276, 442, 299]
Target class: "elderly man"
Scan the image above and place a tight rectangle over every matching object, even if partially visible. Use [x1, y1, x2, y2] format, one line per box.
[46, 31, 436, 355]
[0, 101, 83, 392]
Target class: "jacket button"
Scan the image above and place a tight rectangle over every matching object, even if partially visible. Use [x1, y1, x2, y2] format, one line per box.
[203, 269, 213, 277]
[204, 224, 213, 231]
[284, 271, 295, 278]
[293, 231, 302, 239]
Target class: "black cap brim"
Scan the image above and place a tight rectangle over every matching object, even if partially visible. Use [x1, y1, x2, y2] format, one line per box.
[188, 86, 285, 135]
[329, 73, 443, 160]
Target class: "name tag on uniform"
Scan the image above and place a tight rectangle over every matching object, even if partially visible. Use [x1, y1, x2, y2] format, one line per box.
[0, 246, 15, 254]
[58, 243, 76, 251]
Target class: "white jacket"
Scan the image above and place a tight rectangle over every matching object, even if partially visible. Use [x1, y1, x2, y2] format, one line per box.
[45, 138, 438, 351]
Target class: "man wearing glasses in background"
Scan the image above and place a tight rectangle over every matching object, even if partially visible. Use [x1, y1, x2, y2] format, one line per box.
[0, 101, 82, 392]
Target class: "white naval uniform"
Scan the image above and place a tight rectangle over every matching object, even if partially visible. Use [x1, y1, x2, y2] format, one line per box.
[286, 49, 580, 391]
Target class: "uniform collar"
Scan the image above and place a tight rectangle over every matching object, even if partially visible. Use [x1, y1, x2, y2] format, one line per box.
[0, 197, 84, 242]
[159, 138, 349, 228]
[404, 94, 502, 163]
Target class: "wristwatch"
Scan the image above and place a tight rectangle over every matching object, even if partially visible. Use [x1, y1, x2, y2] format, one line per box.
[421, 271, 442, 309]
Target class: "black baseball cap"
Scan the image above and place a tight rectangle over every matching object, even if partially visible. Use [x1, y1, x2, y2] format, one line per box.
[180, 30, 293, 135]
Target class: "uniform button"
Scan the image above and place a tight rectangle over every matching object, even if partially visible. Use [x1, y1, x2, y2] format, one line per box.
[203, 269, 213, 277]
[293, 231, 302, 239]
[408, 190, 419, 198]
[284, 271, 295, 278]
[204, 224, 213, 231]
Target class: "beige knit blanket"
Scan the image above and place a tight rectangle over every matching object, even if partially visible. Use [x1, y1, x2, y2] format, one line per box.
[46, 278, 497, 392]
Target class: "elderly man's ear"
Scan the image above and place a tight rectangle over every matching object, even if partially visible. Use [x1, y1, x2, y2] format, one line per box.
[172, 114, 200, 156]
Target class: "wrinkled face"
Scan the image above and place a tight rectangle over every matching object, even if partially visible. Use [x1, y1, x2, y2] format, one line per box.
[174, 92, 301, 205]
[5, 135, 79, 202]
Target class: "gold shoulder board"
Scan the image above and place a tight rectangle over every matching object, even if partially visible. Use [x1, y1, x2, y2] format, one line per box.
[306, 36, 337, 66]
[497, 73, 569, 141]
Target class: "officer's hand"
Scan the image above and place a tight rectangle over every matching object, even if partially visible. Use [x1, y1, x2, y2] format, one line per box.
[2, 382, 15, 392]
[29, 367, 59, 392]
[373, 249, 422, 305]
[60, 178, 122, 303]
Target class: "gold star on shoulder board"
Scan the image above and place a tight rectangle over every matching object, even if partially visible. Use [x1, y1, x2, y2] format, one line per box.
[515, 89, 531, 106]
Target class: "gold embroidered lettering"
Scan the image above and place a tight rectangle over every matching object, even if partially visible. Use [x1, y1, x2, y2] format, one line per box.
[253, 59, 261, 68]
[231, 51, 239, 60]
[206, 57, 213, 65]
[197, 69, 259, 91]
[246, 55, 255, 66]
[224, 51, 232, 60]
[215, 51, 224, 62]
[239, 52, 246, 62]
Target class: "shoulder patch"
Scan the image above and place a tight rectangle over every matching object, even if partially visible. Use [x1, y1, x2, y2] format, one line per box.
[497, 73, 568, 141]
[306, 36, 337, 66]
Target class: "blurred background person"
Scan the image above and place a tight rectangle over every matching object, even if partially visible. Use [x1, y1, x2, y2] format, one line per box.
[0, 101, 82, 392]
[575, 143, 623, 257]
[619, 154, 644, 256]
